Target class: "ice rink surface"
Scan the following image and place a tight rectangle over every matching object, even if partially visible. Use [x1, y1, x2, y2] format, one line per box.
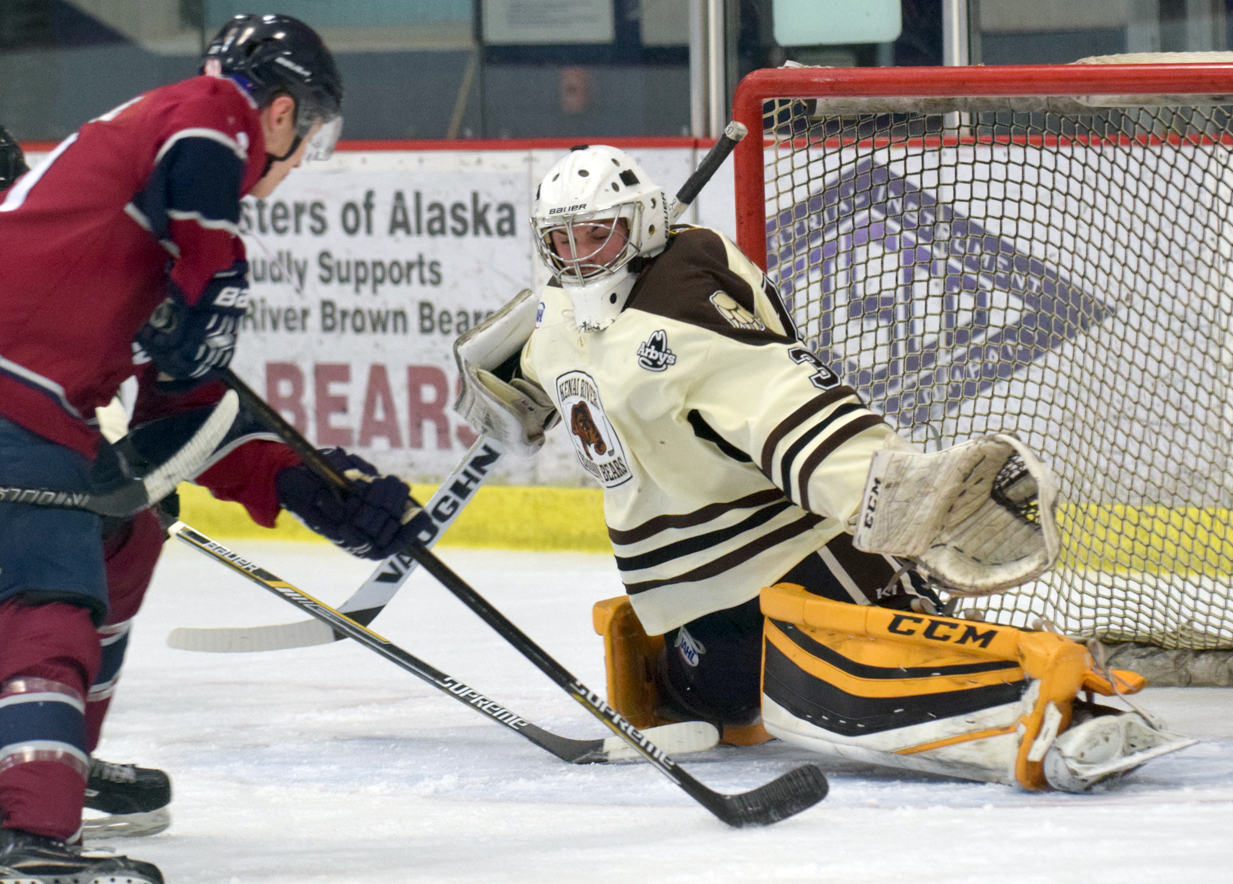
[98, 540, 1233, 884]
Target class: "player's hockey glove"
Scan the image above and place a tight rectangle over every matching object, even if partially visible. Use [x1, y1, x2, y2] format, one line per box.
[136, 260, 250, 390]
[276, 448, 427, 560]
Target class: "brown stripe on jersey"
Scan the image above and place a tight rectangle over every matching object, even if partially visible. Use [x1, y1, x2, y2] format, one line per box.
[625, 228, 795, 346]
[821, 532, 902, 603]
[758, 388, 856, 477]
[760, 275, 798, 339]
[797, 414, 888, 513]
[615, 500, 795, 572]
[607, 487, 786, 545]
[624, 512, 823, 595]
[778, 402, 866, 503]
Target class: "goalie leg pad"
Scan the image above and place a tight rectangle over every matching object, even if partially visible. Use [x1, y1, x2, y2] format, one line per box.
[759, 583, 1093, 788]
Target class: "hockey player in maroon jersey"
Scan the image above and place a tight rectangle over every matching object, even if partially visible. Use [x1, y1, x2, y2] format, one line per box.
[0, 17, 421, 884]
[454, 144, 1195, 794]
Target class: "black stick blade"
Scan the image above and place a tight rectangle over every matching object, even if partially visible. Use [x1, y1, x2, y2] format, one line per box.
[715, 763, 828, 828]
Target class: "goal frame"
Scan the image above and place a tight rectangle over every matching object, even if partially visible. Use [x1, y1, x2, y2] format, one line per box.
[732, 62, 1233, 265]
[729, 62, 1233, 674]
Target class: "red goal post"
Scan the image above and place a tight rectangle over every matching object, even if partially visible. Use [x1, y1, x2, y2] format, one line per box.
[731, 61, 1233, 672]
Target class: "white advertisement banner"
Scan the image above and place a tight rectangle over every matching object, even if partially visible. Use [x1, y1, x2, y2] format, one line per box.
[230, 145, 736, 485]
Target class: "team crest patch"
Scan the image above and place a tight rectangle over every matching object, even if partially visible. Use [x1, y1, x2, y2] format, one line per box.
[556, 371, 632, 487]
[709, 291, 767, 331]
[636, 330, 677, 371]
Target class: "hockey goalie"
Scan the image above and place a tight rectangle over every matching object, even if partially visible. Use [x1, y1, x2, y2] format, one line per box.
[454, 144, 1195, 792]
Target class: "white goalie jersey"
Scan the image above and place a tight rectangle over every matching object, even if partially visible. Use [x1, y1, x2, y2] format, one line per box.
[522, 227, 899, 635]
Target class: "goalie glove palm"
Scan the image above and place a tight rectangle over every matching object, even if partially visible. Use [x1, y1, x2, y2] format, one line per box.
[276, 448, 426, 560]
[852, 434, 1061, 596]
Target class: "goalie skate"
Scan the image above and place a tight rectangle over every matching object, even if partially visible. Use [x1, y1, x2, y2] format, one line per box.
[82, 759, 171, 839]
[1042, 708, 1197, 793]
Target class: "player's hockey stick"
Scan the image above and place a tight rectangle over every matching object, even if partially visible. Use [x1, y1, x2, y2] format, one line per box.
[0, 390, 238, 518]
[218, 367, 828, 827]
[169, 520, 719, 764]
[166, 434, 505, 652]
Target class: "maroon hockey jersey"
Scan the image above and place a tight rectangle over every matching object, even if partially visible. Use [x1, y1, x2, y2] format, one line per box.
[0, 75, 266, 458]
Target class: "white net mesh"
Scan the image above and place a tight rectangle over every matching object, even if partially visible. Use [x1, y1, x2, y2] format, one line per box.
[740, 65, 1233, 649]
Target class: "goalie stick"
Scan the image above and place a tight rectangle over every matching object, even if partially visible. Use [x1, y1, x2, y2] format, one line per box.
[669, 120, 747, 223]
[167, 434, 505, 652]
[0, 390, 238, 518]
[171, 122, 751, 654]
[170, 520, 719, 764]
[218, 367, 829, 827]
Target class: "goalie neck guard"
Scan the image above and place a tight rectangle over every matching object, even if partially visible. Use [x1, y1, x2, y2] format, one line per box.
[532, 145, 669, 331]
[202, 14, 344, 162]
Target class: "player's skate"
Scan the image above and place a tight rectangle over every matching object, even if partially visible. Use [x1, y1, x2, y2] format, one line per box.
[1042, 705, 1197, 793]
[82, 758, 171, 839]
[0, 827, 163, 884]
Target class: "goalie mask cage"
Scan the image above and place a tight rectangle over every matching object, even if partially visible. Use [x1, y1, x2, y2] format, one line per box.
[733, 60, 1233, 656]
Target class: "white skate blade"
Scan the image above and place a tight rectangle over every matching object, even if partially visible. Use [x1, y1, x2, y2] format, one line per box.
[600, 721, 720, 763]
[82, 807, 171, 839]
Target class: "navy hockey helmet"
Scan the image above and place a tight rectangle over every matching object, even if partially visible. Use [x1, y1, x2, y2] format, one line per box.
[202, 14, 343, 160]
[0, 125, 29, 191]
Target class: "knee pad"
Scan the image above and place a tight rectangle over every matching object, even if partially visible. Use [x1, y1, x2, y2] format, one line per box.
[760, 583, 1114, 789]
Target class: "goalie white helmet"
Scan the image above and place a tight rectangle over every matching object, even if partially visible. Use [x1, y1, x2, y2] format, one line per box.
[532, 145, 669, 331]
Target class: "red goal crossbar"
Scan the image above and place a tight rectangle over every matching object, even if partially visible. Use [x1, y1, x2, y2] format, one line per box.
[732, 63, 1233, 270]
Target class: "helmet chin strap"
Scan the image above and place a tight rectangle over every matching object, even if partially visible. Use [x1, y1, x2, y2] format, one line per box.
[261, 134, 303, 178]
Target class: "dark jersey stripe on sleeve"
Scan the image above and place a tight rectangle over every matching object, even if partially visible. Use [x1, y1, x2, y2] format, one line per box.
[130, 135, 246, 240]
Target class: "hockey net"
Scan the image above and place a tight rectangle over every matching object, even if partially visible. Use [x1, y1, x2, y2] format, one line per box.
[732, 59, 1233, 681]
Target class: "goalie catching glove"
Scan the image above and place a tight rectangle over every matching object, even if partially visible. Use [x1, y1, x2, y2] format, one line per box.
[852, 433, 1061, 596]
[453, 288, 559, 456]
[276, 449, 427, 559]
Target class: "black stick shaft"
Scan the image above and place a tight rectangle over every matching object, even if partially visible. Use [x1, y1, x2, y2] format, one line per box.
[670, 120, 748, 222]
[219, 368, 826, 826]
